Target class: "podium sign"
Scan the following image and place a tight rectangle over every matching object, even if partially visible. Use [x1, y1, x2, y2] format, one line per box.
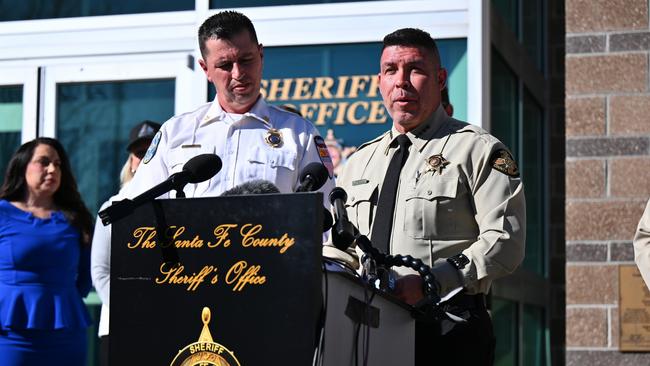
[110, 193, 323, 365]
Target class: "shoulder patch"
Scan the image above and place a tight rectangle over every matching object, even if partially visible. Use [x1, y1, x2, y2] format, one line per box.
[490, 149, 519, 177]
[143, 131, 162, 164]
[314, 136, 334, 178]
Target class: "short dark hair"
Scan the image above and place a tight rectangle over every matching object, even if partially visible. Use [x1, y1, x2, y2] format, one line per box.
[198, 11, 259, 58]
[0, 137, 93, 247]
[441, 87, 450, 107]
[382, 28, 441, 68]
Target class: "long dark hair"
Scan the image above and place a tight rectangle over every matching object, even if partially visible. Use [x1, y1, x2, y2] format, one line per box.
[0, 137, 93, 247]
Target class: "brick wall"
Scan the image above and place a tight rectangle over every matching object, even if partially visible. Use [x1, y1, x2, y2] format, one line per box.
[566, 0, 650, 364]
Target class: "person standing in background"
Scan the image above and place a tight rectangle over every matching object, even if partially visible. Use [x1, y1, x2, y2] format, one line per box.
[91, 120, 161, 366]
[0, 137, 93, 365]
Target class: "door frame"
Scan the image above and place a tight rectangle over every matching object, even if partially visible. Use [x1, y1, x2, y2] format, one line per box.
[40, 54, 197, 138]
[0, 66, 39, 142]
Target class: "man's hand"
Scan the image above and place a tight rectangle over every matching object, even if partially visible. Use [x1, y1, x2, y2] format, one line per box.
[394, 274, 424, 305]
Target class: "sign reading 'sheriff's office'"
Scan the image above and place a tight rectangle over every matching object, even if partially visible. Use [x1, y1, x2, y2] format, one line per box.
[110, 193, 323, 366]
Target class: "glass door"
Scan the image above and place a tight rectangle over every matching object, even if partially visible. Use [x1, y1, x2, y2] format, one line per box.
[41, 58, 195, 214]
[0, 66, 38, 178]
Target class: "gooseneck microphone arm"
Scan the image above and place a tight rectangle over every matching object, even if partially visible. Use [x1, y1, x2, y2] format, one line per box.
[98, 154, 222, 226]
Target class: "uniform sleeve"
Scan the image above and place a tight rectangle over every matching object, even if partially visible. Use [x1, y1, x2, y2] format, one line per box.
[634, 199, 650, 289]
[295, 124, 336, 210]
[120, 126, 170, 199]
[456, 140, 526, 294]
[91, 202, 111, 306]
[76, 245, 92, 298]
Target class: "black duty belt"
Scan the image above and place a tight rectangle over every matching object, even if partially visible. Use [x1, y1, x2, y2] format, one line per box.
[445, 293, 487, 310]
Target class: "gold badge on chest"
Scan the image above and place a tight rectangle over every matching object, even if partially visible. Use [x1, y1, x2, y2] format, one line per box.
[426, 154, 450, 175]
[265, 128, 283, 148]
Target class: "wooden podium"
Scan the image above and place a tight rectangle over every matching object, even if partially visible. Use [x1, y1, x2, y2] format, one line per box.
[108, 193, 414, 365]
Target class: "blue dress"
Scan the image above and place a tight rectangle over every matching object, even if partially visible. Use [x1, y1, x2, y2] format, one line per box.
[0, 199, 91, 366]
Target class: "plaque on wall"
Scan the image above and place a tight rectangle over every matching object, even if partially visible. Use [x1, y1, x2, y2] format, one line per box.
[619, 264, 650, 351]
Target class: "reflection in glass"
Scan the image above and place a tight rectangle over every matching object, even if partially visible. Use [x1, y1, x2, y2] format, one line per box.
[491, 50, 518, 153]
[0, 85, 22, 179]
[523, 304, 546, 366]
[522, 89, 544, 275]
[56, 79, 175, 215]
[492, 0, 518, 36]
[493, 297, 518, 366]
[522, 0, 544, 71]
[1, 0, 193, 21]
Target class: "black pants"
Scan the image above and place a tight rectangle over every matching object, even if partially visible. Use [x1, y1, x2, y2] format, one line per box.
[99, 335, 109, 366]
[415, 295, 495, 366]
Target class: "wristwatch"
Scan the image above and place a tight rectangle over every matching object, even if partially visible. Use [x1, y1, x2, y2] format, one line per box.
[446, 253, 470, 270]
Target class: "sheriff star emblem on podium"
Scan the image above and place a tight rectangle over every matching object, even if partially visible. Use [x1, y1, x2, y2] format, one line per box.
[170, 307, 241, 366]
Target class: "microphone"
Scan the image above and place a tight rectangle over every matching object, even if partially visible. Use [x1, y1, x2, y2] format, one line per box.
[222, 180, 332, 233]
[322, 209, 333, 233]
[221, 179, 280, 196]
[99, 154, 222, 225]
[329, 187, 356, 250]
[295, 162, 329, 192]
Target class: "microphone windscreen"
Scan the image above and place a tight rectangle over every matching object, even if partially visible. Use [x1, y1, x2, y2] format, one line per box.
[299, 162, 329, 191]
[221, 180, 281, 196]
[183, 154, 222, 183]
[322, 208, 333, 232]
[329, 187, 348, 204]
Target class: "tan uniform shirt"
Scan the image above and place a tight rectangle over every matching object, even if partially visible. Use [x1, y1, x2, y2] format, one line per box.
[634, 198, 650, 289]
[337, 106, 526, 294]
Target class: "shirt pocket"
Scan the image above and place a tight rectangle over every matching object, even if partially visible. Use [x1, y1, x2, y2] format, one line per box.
[345, 182, 378, 237]
[403, 174, 459, 239]
[246, 146, 297, 183]
[168, 145, 214, 197]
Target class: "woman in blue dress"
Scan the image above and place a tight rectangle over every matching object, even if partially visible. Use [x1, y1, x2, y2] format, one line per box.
[0, 137, 93, 365]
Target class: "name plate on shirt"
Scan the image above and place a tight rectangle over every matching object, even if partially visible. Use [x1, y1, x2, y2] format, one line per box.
[619, 265, 650, 352]
[110, 193, 323, 366]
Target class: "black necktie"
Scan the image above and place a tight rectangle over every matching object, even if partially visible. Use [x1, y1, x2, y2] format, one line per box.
[371, 134, 412, 254]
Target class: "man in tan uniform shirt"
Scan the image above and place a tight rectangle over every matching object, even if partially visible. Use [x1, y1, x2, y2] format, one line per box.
[634, 199, 650, 289]
[336, 28, 526, 365]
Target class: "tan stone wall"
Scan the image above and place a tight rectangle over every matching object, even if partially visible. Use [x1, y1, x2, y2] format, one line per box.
[566, 0, 650, 363]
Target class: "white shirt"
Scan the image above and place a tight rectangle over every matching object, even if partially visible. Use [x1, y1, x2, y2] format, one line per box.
[91, 195, 119, 337]
[123, 97, 335, 202]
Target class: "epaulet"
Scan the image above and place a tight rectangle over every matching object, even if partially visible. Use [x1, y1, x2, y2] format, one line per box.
[267, 104, 314, 127]
[176, 101, 212, 120]
[268, 104, 289, 115]
[356, 131, 389, 152]
[447, 118, 488, 135]
[446, 118, 499, 145]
